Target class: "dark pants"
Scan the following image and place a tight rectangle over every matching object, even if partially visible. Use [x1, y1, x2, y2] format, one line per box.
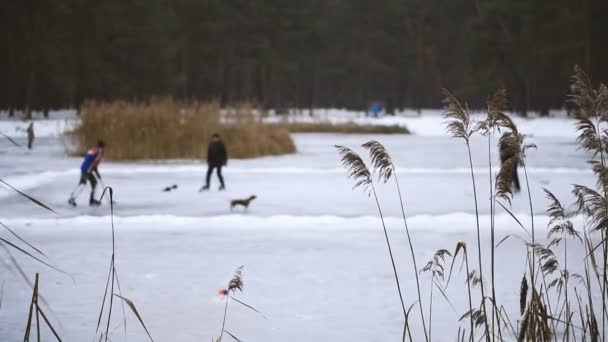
[206, 165, 224, 187]
[79, 172, 98, 200]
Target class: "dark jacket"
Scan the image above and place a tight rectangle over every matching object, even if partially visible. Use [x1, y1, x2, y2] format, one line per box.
[207, 140, 228, 166]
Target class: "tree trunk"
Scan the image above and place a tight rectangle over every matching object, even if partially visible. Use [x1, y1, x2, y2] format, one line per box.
[180, 42, 189, 99]
[386, 97, 395, 116]
[582, 0, 591, 71]
[25, 70, 36, 120]
[220, 63, 231, 107]
[519, 76, 529, 117]
[309, 65, 316, 117]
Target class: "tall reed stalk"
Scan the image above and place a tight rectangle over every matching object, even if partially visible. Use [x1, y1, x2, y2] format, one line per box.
[336, 145, 412, 342]
[545, 189, 581, 341]
[362, 140, 429, 342]
[488, 133, 497, 341]
[22, 273, 62, 341]
[421, 249, 452, 342]
[493, 104, 563, 339]
[442, 90, 491, 341]
[569, 65, 608, 339]
[96, 187, 153, 342]
[446, 242, 474, 342]
[480, 88, 509, 341]
[217, 266, 244, 341]
[464, 253, 474, 342]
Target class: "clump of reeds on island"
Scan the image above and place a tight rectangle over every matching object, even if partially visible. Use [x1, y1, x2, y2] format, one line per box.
[337, 66, 608, 342]
[69, 98, 296, 160]
[282, 121, 409, 134]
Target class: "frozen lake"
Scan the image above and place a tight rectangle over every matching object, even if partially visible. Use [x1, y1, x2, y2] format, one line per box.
[0, 116, 600, 341]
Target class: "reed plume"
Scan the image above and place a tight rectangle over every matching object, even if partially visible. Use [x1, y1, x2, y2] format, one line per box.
[336, 145, 372, 195]
[496, 131, 536, 204]
[228, 266, 244, 293]
[446, 242, 474, 342]
[476, 88, 513, 134]
[545, 189, 580, 241]
[569, 66, 608, 339]
[517, 289, 552, 342]
[420, 249, 452, 342]
[421, 249, 452, 280]
[218, 266, 245, 341]
[362, 140, 393, 183]
[478, 88, 510, 341]
[442, 89, 475, 141]
[520, 275, 528, 316]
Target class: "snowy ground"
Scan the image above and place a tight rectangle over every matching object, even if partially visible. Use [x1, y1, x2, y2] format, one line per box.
[0, 112, 601, 341]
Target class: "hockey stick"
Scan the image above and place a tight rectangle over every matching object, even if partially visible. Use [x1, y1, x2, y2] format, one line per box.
[99, 179, 117, 205]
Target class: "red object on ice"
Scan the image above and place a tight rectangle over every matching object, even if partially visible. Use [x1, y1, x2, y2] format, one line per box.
[218, 289, 228, 296]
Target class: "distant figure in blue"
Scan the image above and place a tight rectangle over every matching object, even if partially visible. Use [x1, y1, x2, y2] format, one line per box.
[370, 102, 383, 118]
[68, 140, 105, 207]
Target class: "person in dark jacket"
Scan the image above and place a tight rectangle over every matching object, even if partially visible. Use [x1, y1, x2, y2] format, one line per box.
[200, 133, 227, 191]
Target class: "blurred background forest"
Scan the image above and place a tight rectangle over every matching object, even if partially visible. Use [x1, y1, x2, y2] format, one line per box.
[1, 0, 607, 116]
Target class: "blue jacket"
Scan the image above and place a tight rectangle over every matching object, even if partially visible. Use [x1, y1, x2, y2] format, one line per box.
[81, 147, 104, 173]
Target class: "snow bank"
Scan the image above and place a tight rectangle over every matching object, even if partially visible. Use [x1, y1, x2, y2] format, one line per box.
[4, 165, 594, 178]
[0, 212, 583, 235]
[119, 165, 589, 175]
[0, 165, 591, 201]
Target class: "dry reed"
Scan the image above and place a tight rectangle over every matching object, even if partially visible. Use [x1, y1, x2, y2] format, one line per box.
[335, 66, 608, 342]
[23, 274, 62, 341]
[362, 139, 429, 342]
[281, 122, 409, 134]
[215, 266, 265, 342]
[69, 99, 295, 160]
[336, 145, 413, 342]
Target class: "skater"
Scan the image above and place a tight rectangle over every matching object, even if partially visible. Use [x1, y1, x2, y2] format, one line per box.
[68, 140, 105, 206]
[26, 122, 34, 150]
[200, 133, 227, 191]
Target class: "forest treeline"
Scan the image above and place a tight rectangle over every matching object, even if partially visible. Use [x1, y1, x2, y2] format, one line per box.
[1, 0, 606, 116]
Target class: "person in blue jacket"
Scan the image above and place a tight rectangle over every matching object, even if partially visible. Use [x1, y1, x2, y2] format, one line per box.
[68, 140, 105, 207]
[370, 102, 382, 118]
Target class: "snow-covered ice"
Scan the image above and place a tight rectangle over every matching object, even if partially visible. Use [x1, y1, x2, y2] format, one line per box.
[0, 113, 600, 341]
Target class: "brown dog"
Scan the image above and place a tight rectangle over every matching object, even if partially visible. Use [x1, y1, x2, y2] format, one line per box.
[230, 195, 257, 211]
